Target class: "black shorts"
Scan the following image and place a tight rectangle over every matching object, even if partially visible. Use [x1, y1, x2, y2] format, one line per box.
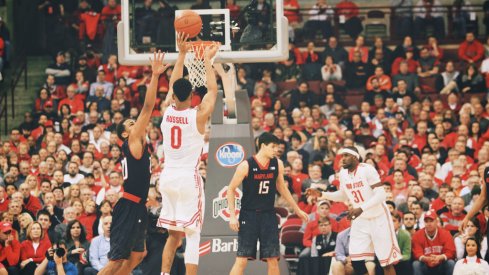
[108, 198, 148, 260]
[237, 209, 280, 260]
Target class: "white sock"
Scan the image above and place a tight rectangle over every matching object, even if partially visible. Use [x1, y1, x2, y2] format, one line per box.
[161, 273, 170, 275]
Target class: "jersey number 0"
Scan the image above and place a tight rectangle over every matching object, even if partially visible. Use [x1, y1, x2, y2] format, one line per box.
[171, 126, 182, 149]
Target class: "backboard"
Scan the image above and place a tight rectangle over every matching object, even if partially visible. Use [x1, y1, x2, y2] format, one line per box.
[117, 0, 288, 65]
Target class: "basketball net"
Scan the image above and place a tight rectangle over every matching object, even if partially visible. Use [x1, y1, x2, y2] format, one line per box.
[184, 41, 218, 88]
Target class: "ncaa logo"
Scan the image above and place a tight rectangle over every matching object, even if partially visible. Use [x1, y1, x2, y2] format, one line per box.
[215, 143, 245, 167]
[213, 186, 242, 221]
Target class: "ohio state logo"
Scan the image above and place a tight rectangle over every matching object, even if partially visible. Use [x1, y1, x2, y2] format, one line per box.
[212, 186, 242, 221]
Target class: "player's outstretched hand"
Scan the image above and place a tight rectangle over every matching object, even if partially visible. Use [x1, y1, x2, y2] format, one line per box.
[214, 63, 235, 78]
[204, 42, 220, 62]
[296, 209, 309, 223]
[229, 216, 240, 232]
[459, 217, 469, 233]
[305, 188, 322, 198]
[176, 32, 192, 53]
[149, 50, 171, 76]
[348, 207, 363, 220]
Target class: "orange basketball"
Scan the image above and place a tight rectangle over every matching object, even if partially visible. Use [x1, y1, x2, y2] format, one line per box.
[174, 10, 203, 38]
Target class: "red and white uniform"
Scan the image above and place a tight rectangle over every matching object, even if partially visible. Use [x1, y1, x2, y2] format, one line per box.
[158, 106, 205, 233]
[334, 163, 402, 266]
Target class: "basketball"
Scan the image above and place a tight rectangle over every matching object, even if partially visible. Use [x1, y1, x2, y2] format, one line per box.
[174, 10, 202, 38]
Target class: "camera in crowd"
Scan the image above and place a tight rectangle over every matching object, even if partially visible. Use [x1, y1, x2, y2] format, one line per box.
[45, 241, 67, 261]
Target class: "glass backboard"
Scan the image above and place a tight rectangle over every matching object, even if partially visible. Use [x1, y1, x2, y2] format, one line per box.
[117, 0, 288, 65]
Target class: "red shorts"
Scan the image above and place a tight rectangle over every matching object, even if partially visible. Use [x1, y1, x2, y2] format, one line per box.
[0, 262, 5, 269]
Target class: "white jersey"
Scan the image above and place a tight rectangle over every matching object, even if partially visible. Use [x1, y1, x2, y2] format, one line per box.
[161, 106, 204, 168]
[338, 163, 383, 218]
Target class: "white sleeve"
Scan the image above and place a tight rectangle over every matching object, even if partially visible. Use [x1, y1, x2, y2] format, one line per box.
[322, 190, 347, 202]
[365, 164, 381, 186]
[360, 186, 386, 211]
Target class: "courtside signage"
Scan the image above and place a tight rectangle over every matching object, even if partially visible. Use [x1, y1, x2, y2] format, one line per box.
[199, 238, 238, 256]
[215, 143, 245, 167]
[213, 186, 242, 221]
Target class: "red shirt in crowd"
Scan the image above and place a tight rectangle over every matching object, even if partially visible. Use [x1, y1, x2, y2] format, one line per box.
[78, 213, 97, 241]
[0, 238, 20, 268]
[303, 215, 339, 247]
[24, 195, 42, 217]
[20, 238, 52, 264]
[440, 211, 466, 234]
[58, 97, 85, 113]
[412, 227, 456, 267]
[458, 40, 485, 63]
[290, 173, 309, 197]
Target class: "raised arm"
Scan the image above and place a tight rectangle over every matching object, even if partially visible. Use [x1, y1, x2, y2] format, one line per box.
[214, 63, 236, 117]
[164, 33, 192, 106]
[227, 161, 248, 232]
[461, 178, 487, 232]
[128, 51, 170, 159]
[196, 43, 220, 129]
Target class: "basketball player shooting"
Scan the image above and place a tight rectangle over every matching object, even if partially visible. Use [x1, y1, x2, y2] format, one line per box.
[308, 146, 401, 275]
[227, 132, 309, 275]
[157, 32, 219, 275]
[98, 51, 170, 275]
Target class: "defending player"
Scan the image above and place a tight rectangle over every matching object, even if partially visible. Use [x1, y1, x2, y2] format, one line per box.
[308, 146, 401, 275]
[157, 33, 219, 275]
[460, 166, 489, 245]
[98, 51, 170, 275]
[227, 132, 309, 275]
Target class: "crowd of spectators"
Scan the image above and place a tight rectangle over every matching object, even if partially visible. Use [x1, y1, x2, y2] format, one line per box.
[3, 0, 489, 274]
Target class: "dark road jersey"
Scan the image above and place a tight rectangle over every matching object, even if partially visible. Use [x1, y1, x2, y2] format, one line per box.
[121, 140, 151, 203]
[241, 156, 279, 211]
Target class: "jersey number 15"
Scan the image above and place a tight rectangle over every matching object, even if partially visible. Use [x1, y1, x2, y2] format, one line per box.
[258, 180, 270, 194]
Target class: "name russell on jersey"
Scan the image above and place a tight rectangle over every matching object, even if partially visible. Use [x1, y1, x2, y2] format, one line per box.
[166, 115, 189, 124]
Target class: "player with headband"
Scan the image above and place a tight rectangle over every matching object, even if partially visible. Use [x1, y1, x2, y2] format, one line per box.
[308, 146, 401, 275]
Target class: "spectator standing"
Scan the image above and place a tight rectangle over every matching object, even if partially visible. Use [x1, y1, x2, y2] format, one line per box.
[45, 52, 72, 86]
[303, 0, 334, 40]
[391, 0, 414, 38]
[413, 0, 446, 39]
[335, 0, 363, 40]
